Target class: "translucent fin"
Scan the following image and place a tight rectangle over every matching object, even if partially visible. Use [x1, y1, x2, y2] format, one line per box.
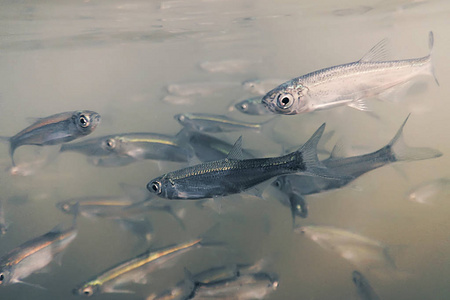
[390, 114, 442, 161]
[428, 31, 439, 86]
[347, 99, 372, 111]
[226, 136, 244, 160]
[16, 280, 46, 290]
[359, 38, 390, 62]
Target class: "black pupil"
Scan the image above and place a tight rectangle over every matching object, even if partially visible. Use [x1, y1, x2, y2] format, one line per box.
[152, 183, 158, 192]
[0, 274, 3, 281]
[80, 116, 87, 125]
[281, 97, 290, 105]
[107, 141, 113, 147]
[84, 291, 90, 295]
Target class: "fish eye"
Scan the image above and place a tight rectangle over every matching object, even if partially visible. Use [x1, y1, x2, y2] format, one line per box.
[0, 273, 4, 283]
[276, 93, 294, 109]
[273, 179, 281, 188]
[149, 181, 162, 194]
[177, 115, 185, 122]
[62, 204, 70, 211]
[105, 138, 116, 149]
[82, 286, 93, 296]
[240, 103, 248, 111]
[78, 115, 90, 128]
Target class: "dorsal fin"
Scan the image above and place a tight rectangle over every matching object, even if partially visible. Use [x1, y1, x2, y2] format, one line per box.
[226, 136, 244, 160]
[359, 38, 390, 62]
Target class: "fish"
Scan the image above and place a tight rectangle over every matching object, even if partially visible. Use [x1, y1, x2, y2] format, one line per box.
[352, 271, 381, 300]
[147, 123, 344, 200]
[242, 79, 286, 95]
[72, 239, 205, 296]
[0, 222, 77, 287]
[185, 130, 256, 162]
[406, 177, 450, 204]
[262, 32, 438, 115]
[166, 82, 238, 97]
[61, 132, 194, 164]
[0, 110, 101, 165]
[272, 115, 442, 206]
[174, 113, 277, 134]
[0, 199, 8, 235]
[296, 225, 397, 272]
[232, 97, 274, 116]
[190, 272, 278, 300]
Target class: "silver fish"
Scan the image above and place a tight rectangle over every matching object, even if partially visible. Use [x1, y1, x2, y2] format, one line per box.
[147, 124, 341, 199]
[406, 178, 450, 204]
[296, 226, 397, 272]
[352, 271, 381, 300]
[166, 82, 238, 97]
[233, 97, 274, 116]
[1, 110, 101, 165]
[262, 32, 437, 115]
[272, 115, 441, 208]
[0, 199, 7, 235]
[191, 272, 278, 300]
[73, 239, 204, 296]
[174, 113, 277, 133]
[0, 223, 77, 287]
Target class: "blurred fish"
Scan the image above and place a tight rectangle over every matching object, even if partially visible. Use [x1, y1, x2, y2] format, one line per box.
[232, 97, 274, 116]
[174, 113, 277, 134]
[0, 199, 7, 235]
[148, 123, 344, 199]
[166, 82, 238, 97]
[352, 271, 380, 300]
[406, 178, 450, 204]
[191, 272, 278, 299]
[199, 59, 255, 74]
[73, 239, 205, 296]
[262, 32, 438, 115]
[186, 130, 256, 162]
[272, 115, 442, 201]
[61, 132, 194, 165]
[296, 226, 397, 272]
[0, 110, 101, 165]
[242, 79, 286, 95]
[0, 222, 77, 287]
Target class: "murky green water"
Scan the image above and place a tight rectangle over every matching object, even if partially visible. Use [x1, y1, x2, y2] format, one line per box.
[1, 0, 450, 299]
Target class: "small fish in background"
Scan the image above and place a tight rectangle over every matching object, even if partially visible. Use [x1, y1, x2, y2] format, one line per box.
[147, 123, 345, 199]
[190, 272, 279, 300]
[0, 199, 8, 235]
[352, 271, 381, 300]
[231, 96, 274, 116]
[296, 226, 399, 274]
[0, 110, 101, 166]
[199, 59, 255, 74]
[72, 238, 207, 296]
[242, 78, 286, 96]
[262, 32, 438, 115]
[271, 115, 441, 219]
[0, 221, 77, 288]
[174, 113, 278, 134]
[166, 82, 239, 97]
[406, 178, 450, 204]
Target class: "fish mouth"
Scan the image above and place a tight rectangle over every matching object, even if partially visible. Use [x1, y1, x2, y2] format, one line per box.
[261, 96, 275, 112]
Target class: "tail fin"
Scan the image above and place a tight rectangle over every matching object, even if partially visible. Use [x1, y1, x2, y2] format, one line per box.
[428, 31, 439, 86]
[390, 114, 442, 162]
[296, 124, 353, 180]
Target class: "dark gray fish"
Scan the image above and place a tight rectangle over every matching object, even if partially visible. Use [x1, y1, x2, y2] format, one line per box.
[352, 271, 381, 300]
[174, 113, 276, 133]
[186, 130, 256, 162]
[0, 199, 7, 235]
[0, 223, 77, 287]
[233, 97, 274, 116]
[61, 132, 194, 164]
[272, 115, 442, 198]
[1, 110, 100, 165]
[262, 32, 438, 115]
[147, 123, 343, 199]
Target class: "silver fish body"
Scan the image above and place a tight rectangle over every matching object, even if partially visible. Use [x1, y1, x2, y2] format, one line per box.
[352, 271, 380, 300]
[73, 239, 203, 296]
[262, 32, 437, 115]
[0, 225, 77, 286]
[148, 124, 338, 200]
[4, 110, 100, 165]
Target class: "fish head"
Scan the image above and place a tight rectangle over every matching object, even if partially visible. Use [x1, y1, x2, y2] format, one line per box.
[147, 175, 190, 199]
[0, 266, 13, 286]
[101, 136, 121, 154]
[262, 81, 308, 115]
[235, 100, 251, 113]
[271, 176, 290, 192]
[72, 111, 101, 135]
[73, 282, 101, 297]
[55, 200, 78, 215]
